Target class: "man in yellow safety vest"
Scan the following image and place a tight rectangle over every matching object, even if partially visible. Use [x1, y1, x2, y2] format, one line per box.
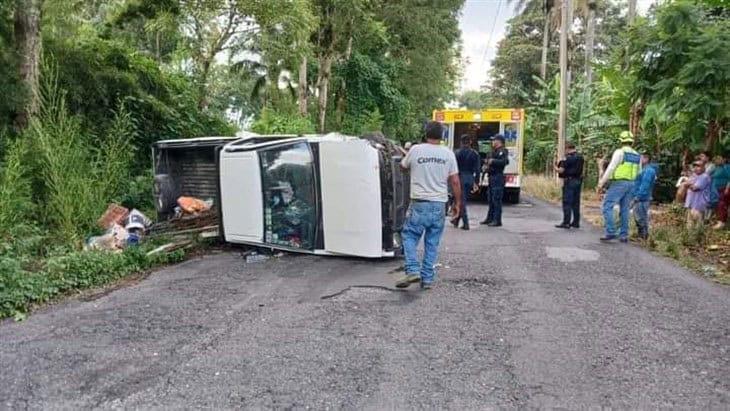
[597, 131, 641, 243]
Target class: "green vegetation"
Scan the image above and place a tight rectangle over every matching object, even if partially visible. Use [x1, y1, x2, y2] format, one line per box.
[489, 1, 729, 176]
[1, 242, 186, 321]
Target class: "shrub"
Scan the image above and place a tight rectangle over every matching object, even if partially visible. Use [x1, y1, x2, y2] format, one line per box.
[250, 106, 315, 135]
[0, 137, 35, 232]
[27, 65, 137, 245]
[341, 108, 385, 136]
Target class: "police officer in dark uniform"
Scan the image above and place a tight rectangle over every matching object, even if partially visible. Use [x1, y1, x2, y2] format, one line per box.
[452, 134, 481, 230]
[481, 134, 509, 227]
[555, 142, 585, 229]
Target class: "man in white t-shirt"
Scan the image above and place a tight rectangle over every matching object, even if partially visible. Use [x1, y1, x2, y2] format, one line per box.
[396, 121, 461, 290]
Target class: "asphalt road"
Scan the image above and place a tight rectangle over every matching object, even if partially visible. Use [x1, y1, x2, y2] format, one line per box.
[1, 199, 729, 409]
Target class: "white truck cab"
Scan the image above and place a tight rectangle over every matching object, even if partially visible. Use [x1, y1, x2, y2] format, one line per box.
[218, 134, 409, 258]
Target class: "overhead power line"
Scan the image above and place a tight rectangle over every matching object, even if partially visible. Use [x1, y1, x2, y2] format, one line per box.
[478, 0, 504, 76]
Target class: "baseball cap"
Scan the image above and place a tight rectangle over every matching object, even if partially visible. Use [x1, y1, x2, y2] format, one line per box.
[619, 131, 634, 143]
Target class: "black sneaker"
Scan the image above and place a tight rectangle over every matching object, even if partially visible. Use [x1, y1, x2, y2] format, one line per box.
[570, 224, 580, 229]
[555, 223, 571, 229]
[395, 274, 420, 288]
[619, 238, 629, 244]
[461, 225, 470, 231]
[600, 235, 617, 242]
[480, 219, 493, 225]
[487, 222, 502, 227]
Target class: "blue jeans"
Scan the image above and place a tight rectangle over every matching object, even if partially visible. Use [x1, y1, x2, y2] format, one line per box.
[459, 174, 475, 227]
[402, 201, 446, 284]
[602, 180, 635, 238]
[634, 200, 650, 238]
[487, 175, 505, 224]
[562, 178, 582, 225]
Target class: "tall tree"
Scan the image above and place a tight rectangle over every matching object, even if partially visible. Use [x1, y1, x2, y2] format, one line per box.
[13, 0, 43, 130]
[179, 0, 313, 110]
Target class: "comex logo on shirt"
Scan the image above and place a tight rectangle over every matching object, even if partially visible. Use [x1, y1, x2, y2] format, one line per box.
[417, 157, 448, 165]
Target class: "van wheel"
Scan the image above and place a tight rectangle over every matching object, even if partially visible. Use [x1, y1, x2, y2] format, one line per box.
[154, 174, 177, 216]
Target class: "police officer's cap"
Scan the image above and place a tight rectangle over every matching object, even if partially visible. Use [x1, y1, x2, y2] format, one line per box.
[493, 134, 505, 143]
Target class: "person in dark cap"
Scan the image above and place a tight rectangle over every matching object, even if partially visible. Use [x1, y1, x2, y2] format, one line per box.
[481, 134, 509, 227]
[451, 134, 481, 230]
[555, 141, 585, 229]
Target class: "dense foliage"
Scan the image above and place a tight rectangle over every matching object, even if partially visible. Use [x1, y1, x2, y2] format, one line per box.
[488, 0, 729, 197]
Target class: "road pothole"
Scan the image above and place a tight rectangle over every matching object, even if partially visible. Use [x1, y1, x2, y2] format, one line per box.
[545, 246, 600, 262]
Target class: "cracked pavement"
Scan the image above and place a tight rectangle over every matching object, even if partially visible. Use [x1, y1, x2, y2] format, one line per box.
[1, 199, 729, 409]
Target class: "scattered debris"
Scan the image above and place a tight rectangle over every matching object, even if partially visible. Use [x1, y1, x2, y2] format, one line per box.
[245, 252, 270, 263]
[177, 196, 211, 215]
[146, 241, 192, 256]
[85, 223, 128, 252]
[98, 204, 129, 229]
[149, 209, 218, 237]
[125, 209, 152, 232]
[701, 265, 719, 278]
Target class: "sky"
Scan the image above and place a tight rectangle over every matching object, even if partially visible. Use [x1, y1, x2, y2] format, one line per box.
[458, 0, 655, 92]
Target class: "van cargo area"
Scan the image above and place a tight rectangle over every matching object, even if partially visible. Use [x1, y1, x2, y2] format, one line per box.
[152, 137, 237, 220]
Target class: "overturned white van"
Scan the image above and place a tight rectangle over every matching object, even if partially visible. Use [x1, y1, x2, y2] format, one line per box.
[218, 134, 409, 258]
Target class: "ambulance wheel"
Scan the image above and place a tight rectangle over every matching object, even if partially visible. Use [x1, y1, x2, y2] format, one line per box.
[505, 188, 520, 204]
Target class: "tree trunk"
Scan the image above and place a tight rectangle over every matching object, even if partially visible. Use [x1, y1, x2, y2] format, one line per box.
[540, 12, 550, 79]
[704, 119, 722, 152]
[315, 5, 335, 133]
[298, 56, 308, 116]
[335, 35, 353, 126]
[14, 0, 43, 131]
[628, 0, 637, 25]
[317, 54, 333, 133]
[197, 57, 212, 110]
[585, 7, 595, 84]
[629, 99, 645, 141]
[155, 31, 161, 63]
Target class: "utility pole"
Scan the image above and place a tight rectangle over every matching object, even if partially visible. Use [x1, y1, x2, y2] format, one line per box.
[557, 0, 570, 163]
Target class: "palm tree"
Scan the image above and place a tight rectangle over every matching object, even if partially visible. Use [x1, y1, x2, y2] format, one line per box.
[541, 0, 555, 79]
[508, 0, 598, 83]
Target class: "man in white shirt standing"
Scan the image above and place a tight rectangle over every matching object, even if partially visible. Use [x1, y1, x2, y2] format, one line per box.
[396, 121, 461, 290]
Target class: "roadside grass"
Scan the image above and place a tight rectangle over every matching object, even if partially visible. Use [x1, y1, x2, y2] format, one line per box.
[0, 237, 207, 321]
[523, 174, 730, 285]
